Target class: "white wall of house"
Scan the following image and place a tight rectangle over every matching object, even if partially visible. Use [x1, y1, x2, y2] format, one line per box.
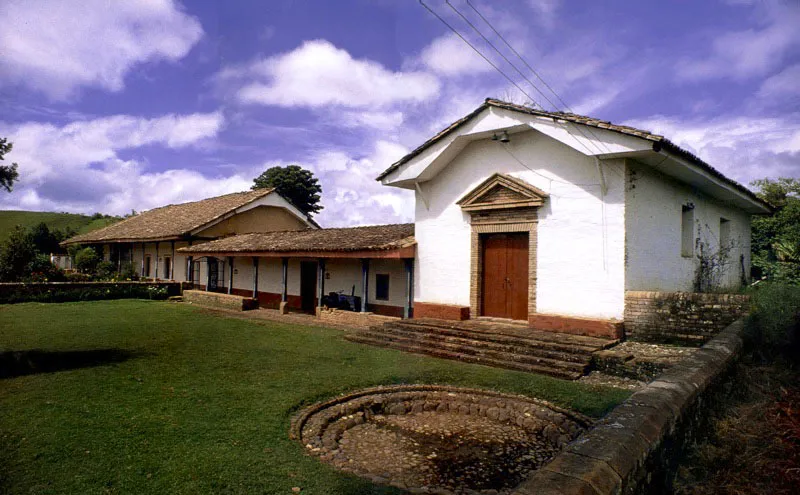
[625, 159, 752, 291]
[414, 129, 627, 320]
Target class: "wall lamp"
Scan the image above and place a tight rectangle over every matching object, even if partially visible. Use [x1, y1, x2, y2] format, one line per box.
[491, 130, 510, 143]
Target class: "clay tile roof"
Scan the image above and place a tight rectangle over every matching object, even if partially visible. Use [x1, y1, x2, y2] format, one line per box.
[376, 98, 771, 212]
[179, 223, 415, 255]
[62, 189, 279, 245]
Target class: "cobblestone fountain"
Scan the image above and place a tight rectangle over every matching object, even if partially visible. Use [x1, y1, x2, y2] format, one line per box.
[290, 385, 591, 494]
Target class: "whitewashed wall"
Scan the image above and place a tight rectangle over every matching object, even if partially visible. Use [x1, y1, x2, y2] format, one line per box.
[414, 129, 627, 320]
[625, 159, 751, 291]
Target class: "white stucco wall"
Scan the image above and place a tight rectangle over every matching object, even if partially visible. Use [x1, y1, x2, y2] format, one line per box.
[625, 159, 752, 291]
[414, 129, 627, 319]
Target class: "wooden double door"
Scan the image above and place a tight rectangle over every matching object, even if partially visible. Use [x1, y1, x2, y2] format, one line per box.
[481, 233, 529, 321]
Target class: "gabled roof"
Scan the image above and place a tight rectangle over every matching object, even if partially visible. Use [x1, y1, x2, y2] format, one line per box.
[62, 189, 317, 245]
[457, 173, 548, 212]
[376, 98, 772, 213]
[178, 224, 415, 258]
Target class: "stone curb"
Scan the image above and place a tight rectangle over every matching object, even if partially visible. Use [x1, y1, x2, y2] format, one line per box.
[512, 318, 746, 494]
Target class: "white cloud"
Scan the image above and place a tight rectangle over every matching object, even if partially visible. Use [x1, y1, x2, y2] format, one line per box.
[336, 110, 405, 131]
[527, 0, 561, 27]
[0, 0, 203, 99]
[0, 111, 228, 214]
[675, 3, 800, 82]
[308, 140, 414, 227]
[625, 114, 800, 186]
[418, 34, 494, 77]
[222, 40, 440, 109]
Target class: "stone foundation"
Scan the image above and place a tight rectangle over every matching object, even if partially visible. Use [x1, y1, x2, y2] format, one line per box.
[183, 290, 258, 311]
[528, 313, 623, 339]
[414, 302, 470, 321]
[625, 291, 750, 344]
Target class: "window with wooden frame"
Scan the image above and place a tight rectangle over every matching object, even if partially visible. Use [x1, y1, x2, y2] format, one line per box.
[375, 274, 390, 301]
[681, 204, 695, 258]
[163, 257, 172, 280]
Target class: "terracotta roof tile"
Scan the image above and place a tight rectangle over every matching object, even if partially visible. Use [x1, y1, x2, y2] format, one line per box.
[179, 223, 415, 254]
[63, 189, 280, 244]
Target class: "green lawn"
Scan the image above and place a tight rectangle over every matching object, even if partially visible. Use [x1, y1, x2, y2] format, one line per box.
[0, 210, 120, 243]
[0, 300, 629, 494]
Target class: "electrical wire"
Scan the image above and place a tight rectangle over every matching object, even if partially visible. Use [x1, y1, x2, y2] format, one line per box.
[418, 0, 543, 109]
[463, 0, 617, 156]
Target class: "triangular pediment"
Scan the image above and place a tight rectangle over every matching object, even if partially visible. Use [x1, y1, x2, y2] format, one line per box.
[456, 173, 548, 212]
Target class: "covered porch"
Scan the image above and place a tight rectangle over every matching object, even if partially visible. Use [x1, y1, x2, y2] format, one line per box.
[178, 224, 417, 320]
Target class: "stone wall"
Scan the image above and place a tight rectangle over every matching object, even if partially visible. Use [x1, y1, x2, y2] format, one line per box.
[513, 318, 746, 495]
[183, 290, 258, 311]
[625, 291, 750, 344]
[316, 307, 399, 329]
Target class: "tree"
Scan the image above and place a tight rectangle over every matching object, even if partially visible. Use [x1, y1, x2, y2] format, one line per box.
[0, 226, 37, 281]
[252, 165, 323, 216]
[751, 177, 800, 283]
[0, 137, 19, 192]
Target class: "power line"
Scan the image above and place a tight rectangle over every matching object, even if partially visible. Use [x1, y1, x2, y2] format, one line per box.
[443, 0, 607, 158]
[463, 0, 616, 156]
[418, 0, 543, 109]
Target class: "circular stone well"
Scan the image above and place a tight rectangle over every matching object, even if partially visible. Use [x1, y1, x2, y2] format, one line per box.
[290, 385, 592, 494]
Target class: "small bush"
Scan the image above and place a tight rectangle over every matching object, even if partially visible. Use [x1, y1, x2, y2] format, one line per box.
[119, 262, 138, 281]
[0, 283, 172, 304]
[94, 261, 116, 280]
[74, 248, 100, 273]
[746, 282, 800, 361]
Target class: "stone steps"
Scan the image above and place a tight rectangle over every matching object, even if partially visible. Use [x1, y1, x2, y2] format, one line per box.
[346, 334, 585, 380]
[345, 320, 617, 380]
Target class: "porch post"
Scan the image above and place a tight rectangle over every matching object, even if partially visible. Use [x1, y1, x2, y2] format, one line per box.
[186, 239, 193, 283]
[252, 257, 259, 299]
[130, 242, 134, 273]
[317, 258, 326, 308]
[155, 242, 159, 279]
[170, 241, 175, 280]
[227, 256, 234, 295]
[404, 258, 414, 319]
[361, 258, 369, 313]
[206, 258, 212, 291]
[140, 243, 145, 277]
[117, 245, 122, 275]
[281, 258, 288, 302]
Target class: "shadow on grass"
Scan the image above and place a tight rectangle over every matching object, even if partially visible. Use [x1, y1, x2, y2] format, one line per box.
[0, 349, 139, 378]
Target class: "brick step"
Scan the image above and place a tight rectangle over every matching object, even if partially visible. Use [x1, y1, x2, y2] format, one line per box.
[404, 318, 616, 348]
[380, 322, 603, 356]
[345, 334, 584, 380]
[351, 330, 589, 373]
[368, 325, 591, 364]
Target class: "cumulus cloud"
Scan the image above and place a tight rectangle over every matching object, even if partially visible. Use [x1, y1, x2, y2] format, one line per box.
[675, 2, 800, 82]
[757, 64, 800, 100]
[0, 111, 230, 214]
[418, 34, 494, 77]
[625, 113, 800, 186]
[220, 40, 440, 109]
[0, 0, 202, 100]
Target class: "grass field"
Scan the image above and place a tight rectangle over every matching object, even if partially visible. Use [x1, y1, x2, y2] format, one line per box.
[0, 301, 629, 494]
[0, 210, 119, 243]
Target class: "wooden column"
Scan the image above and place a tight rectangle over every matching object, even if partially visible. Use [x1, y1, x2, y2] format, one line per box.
[154, 242, 159, 280]
[227, 256, 234, 295]
[361, 258, 369, 313]
[140, 243, 145, 277]
[404, 258, 414, 319]
[281, 258, 288, 302]
[170, 241, 175, 280]
[186, 239, 193, 283]
[252, 257, 259, 299]
[206, 258, 212, 292]
[317, 259, 326, 308]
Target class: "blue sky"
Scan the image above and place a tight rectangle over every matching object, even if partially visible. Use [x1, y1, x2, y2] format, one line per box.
[1, 0, 798, 226]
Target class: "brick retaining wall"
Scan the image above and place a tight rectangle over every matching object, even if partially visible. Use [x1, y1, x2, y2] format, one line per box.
[513, 318, 746, 494]
[625, 291, 750, 344]
[316, 307, 399, 329]
[183, 290, 258, 311]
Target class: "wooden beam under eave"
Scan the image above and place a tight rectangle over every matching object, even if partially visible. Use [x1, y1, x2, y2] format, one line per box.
[177, 246, 417, 260]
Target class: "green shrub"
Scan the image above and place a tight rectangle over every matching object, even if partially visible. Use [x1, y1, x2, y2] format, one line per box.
[0, 283, 172, 304]
[94, 260, 116, 280]
[119, 262, 138, 281]
[74, 247, 100, 273]
[745, 282, 800, 361]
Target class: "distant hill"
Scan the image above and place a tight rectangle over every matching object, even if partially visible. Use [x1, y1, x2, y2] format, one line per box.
[0, 210, 121, 244]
